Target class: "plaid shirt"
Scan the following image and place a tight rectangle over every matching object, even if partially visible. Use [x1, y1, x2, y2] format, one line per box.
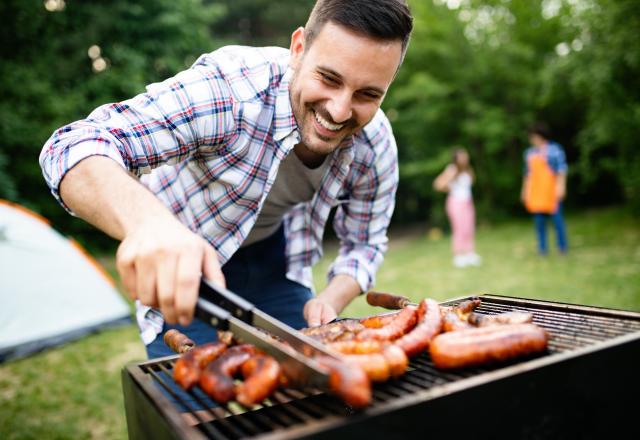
[40, 46, 399, 343]
[524, 141, 568, 175]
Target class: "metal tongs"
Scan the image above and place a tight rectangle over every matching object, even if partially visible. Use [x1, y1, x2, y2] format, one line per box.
[194, 278, 337, 388]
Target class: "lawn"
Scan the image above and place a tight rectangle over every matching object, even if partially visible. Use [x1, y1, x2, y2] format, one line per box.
[1, 207, 638, 439]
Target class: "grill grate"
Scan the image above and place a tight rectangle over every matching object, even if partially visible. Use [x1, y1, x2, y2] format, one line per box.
[124, 295, 640, 440]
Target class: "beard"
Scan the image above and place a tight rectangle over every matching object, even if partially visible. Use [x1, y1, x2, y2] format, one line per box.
[288, 73, 357, 156]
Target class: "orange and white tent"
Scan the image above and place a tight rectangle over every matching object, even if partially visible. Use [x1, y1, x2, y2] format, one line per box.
[0, 200, 130, 362]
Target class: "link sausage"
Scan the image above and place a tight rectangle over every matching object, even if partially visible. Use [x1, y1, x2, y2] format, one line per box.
[429, 323, 549, 369]
[356, 306, 418, 341]
[173, 342, 227, 390]
[199, 344, 258, 402]
[316, 356, 371, 408]
[236, 354, 281, 407]
[394, 299, 443, 357]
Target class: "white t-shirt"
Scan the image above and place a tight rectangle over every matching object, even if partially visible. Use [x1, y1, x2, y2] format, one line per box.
[449, 171, 472, 201]
[242, 150, 330, 246]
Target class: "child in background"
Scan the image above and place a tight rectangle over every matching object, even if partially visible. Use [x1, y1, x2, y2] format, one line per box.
[433, 147, 482, 268]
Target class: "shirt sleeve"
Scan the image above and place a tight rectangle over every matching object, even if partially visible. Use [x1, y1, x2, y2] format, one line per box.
[39, 57, 236, 212]
[327, 117, 399, 293]
[555, 144, 568, 174]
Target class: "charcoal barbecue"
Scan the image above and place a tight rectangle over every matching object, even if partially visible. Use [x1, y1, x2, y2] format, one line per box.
[122, 294, 640, 439]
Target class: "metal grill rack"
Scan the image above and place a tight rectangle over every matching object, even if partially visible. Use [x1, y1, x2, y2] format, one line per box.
[123, 295, 640, 440]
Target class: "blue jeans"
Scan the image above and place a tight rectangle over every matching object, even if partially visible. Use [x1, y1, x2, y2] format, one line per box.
[144, 225, 313, 410]
[533, 204, 568, 255]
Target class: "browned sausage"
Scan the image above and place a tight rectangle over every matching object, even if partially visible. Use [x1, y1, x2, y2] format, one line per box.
[173, 342, 227, 390]
[199, 344, 258, 402]
[342, 352, 391, 382]
[429, 323, 549, 369]
[163, 329, 195, 353]
[356, 306, 418, 341]
[394, 299, 443, 357]
[328, 340, 408, 379]
[382, 344, 409, 377]
[236, 355, 282, 407]
[315, 356, 371, 408]
[442, 310, 473, 332]
[360, 312, 399, 329]
[468, 311, 533, 327]
[454, 297, 482, 314]
[326, 339, 383, 354]
[301, 320, 365, 343]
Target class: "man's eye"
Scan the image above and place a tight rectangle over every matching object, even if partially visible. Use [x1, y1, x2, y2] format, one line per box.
[361, 91, 381, 100]
[321, 74, 338, 85]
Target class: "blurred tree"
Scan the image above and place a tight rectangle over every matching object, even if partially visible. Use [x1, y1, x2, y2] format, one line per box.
[545, 0, 640, 211]
[0, 0, 223, 249]
[1, 0, 637, 248]
[385, 0, 577, 225]
[206, 0, 314, 47]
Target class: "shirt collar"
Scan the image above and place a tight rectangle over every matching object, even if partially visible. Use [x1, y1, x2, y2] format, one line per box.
[273, 67, 299, 143]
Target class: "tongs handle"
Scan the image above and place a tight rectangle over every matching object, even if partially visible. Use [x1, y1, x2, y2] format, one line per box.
[195, 278, 255, 329]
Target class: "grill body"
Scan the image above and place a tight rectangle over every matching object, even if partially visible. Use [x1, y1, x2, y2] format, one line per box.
[122, 295, 640, 440]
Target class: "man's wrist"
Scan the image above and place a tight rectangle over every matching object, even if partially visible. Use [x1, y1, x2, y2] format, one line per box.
[316, 274, 362, 315]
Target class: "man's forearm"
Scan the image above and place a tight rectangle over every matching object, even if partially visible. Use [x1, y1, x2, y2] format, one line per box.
[316, 274, 362, 315]
[59, 155, 178, 239]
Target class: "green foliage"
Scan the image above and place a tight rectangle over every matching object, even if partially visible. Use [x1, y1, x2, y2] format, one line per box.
[0, 0, 223, 249]
[1, 0, 638, 249]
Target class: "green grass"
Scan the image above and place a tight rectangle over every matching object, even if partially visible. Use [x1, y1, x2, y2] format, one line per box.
[1, 207, 638, 439]
[323, 207, 640, 319]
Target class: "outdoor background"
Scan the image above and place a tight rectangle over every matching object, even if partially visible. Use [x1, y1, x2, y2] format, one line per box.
[1, 0, 639, 439]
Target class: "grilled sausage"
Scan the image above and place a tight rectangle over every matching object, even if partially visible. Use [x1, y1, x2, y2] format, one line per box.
[356, 306, 418, 341]
[236, 355, 282, 407]
[327, 340, 408, 379]
[316, 356, 371, 408]
[343, 352, 391, 382]
[200, 344, 258, 402]
[163, 329, 196, 354]
[453, 297, 482, 314]
[301, 320, 365, 343]
[442, 310, 473, 332]
[360, 312, 399, 329]
[173, 342, 227, 390]
[326, 340, 383, 355]
[429, 323, 549, 369]
[468, 311, 533, 327]
[394, 299, 443, 357]
[382, 344, 409, 377]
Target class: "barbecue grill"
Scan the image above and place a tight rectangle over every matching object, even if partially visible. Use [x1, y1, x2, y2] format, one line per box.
[122, 294, 640, 439]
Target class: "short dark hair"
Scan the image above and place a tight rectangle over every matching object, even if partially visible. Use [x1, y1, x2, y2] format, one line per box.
[304, 0, 413, 57]
[527, 121, 551, 140]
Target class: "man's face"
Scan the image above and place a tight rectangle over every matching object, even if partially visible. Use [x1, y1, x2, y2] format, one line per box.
[288, 22, 403, 157]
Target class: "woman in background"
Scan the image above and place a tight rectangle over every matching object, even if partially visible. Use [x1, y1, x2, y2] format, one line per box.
[434, 147, 481, 268]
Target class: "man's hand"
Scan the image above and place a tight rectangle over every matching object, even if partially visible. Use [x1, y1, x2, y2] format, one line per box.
[303, 297, 338, 327]
[116, 217, 226, 326]
[58, 157, 226, 327]
[303, 274, 361, 327]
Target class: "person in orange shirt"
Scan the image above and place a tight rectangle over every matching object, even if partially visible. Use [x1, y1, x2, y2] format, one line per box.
[520, 122, 568, 255]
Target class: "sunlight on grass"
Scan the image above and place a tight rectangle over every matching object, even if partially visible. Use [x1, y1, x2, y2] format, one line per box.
[314, 208, 640, 318]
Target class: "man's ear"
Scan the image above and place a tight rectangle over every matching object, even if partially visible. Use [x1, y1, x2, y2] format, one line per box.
[289, 27, 305, 70]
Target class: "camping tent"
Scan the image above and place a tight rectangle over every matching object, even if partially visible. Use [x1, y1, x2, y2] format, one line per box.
[0, 200, 131, 362]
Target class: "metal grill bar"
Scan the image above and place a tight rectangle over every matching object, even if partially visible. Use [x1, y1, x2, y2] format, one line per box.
[124, 295, 640, 440]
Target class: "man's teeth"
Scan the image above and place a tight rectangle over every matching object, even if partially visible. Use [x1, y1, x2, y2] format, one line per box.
[314, 110, 344, 131]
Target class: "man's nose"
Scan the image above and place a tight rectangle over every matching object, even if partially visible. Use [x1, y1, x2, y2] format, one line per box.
[326, 91, 353, 124]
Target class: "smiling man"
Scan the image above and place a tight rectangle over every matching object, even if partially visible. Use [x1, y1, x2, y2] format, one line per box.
[40, 0, 413, 358]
